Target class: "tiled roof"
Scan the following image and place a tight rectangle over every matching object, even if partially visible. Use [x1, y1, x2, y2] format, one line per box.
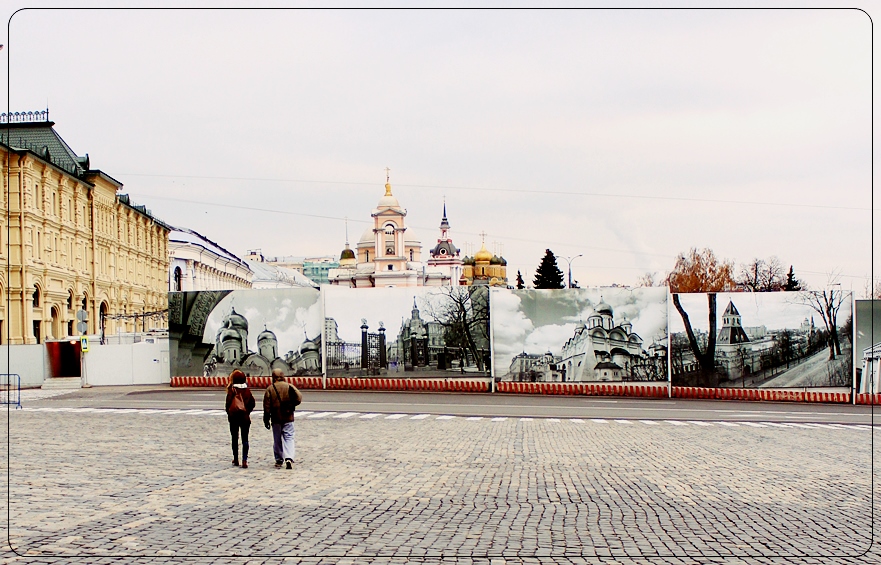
[0, 121, 89, 176]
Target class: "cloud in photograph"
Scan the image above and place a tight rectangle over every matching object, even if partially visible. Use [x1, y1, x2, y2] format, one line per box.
[202, 289, 322, 355]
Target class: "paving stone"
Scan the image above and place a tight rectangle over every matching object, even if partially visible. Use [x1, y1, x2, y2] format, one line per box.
[0, 411, 877, 564]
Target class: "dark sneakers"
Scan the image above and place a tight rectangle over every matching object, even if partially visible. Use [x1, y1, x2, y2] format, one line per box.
[232, 460, 239, 467]
[285, 459, 293, 469]
[241, 461, 248, 469]
[275, 460, 283, 469]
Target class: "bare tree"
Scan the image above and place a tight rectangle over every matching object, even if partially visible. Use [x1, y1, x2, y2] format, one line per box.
[861, 277, 881, 299]
[795, 279, 846, 360]
[737, 256, 784, 292]
[636, 271, 661, 287]
[422, 285, 490, 372]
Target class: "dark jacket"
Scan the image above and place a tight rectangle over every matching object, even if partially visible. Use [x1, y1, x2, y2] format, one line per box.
[226, 384, 256, 422]
[263, 381, 302, 426]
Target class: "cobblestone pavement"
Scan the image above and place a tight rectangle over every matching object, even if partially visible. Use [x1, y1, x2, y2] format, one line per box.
[0, 407, 878, 565]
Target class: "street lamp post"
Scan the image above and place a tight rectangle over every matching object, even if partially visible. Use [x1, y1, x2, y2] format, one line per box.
[560, 254, 583, 289]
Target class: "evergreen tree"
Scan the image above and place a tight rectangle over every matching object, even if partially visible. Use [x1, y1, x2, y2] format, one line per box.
[533, 249, 565, 289]
[783, 266, 802, 291]
[516, 270, 525, 289]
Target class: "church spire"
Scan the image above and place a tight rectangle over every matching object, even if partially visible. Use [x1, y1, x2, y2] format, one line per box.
[439, 198, 451, 233]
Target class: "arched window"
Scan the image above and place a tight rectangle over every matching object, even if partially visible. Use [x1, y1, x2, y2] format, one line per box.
[409, 249, 414, 261]
[67, 290, 74, 310]
[173, 267, 183, 292]
[384, 224, 395, 256]
[32, 287, 40, 307]
[99, 302, 108, 332]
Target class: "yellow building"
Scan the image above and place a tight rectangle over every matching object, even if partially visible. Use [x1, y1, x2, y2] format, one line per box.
[462, 241, 508, 287]
[1, 111, 170, 344]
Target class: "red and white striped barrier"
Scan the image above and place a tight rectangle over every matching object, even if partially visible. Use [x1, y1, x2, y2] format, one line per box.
[324, 377, 490, 393]
[168, 376, 852, 404]
[855, 393, 881, 405]
[170, 375, 323, 389]
[670, 387, 850, 404]
[495, 381, 667, 398]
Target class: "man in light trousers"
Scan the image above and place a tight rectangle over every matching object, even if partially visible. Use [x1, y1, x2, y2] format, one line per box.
[263, 369, 302, 469]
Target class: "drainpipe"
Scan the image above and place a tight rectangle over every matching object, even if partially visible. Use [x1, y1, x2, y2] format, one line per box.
[89, 187, 97, 335]
[16, 153, 26, 344]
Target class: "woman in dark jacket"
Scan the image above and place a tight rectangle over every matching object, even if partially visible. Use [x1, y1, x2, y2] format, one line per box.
[225, 370, 256, 468]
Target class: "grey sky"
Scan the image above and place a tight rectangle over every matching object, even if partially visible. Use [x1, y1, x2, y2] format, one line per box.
[3, 6, 874, 290]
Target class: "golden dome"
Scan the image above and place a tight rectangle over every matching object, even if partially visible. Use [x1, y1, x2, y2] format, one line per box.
[377, 182, 401, 209]
[474, 243, 493, 263]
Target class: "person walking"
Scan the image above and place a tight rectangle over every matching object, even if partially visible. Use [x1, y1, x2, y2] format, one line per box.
[263, 368, 302, 469]
[225, 369, 256, 468]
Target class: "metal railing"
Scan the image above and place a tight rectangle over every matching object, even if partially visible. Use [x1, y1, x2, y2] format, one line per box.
[1, 374, 22, 409]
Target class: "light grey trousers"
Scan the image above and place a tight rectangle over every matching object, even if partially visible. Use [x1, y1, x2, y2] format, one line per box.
[271, 422, 295, 462]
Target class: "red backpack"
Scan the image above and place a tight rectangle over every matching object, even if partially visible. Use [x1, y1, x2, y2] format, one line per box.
[229, 388, 246, 414]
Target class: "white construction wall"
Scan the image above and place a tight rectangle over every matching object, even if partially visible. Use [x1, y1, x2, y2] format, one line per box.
[0, 345, 49, 387]
[84, 340, 170, 386]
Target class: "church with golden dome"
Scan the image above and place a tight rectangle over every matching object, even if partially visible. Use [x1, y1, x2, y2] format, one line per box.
[461, 237, 508, 287]
[328, 172, 508, 288]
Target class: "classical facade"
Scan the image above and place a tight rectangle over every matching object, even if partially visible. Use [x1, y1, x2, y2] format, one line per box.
[169, 228, 252, 292]
[328, 179, 452, 287]
[505, 351, 563, 382]
[0, 111, 170, 344]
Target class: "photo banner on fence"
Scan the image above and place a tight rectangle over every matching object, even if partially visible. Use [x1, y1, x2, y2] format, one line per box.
[490, 287, 669, 385]
[168, 288, 322, 379]
[670, 291, 853, 390]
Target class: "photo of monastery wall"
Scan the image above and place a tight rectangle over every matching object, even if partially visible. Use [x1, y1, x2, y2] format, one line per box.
[323, 285, 490, 378]
[168, 288, 322, 378]
[855, 299, 881, 395]
[670, 291, 853, 389]
[491, 288, 668, 383]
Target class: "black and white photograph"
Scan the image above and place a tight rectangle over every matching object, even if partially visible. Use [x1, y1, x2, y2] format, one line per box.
[168, 288, 322, 378]
[670, 291, 853, 389]
[491, 287, 668, 383]
[323, 285, 490, 377]
[855, 299, 881, 395]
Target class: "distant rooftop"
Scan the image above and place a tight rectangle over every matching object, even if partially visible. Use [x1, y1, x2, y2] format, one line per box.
[170, 227, 249, 268]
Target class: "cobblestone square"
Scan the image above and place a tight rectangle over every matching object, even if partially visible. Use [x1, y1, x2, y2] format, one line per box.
[1, 408, 878, 564]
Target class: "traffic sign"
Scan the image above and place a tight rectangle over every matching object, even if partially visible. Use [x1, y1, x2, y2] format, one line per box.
[77, 321, 88, 334]
[80, 336, 89, 353]
[76, 309, 88, 322]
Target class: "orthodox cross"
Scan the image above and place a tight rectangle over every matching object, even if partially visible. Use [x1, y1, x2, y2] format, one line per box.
[479, 231, 487, 244]
[385, 167, 391, 183]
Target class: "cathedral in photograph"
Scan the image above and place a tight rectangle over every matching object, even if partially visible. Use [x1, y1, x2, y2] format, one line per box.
[203, 307, 321, 377]
[558, 298, 667, 382]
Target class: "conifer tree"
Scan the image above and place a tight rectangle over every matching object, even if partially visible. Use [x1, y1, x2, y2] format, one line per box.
[516, 270, 525, 289]
[783, 266, 802, 291]
[533, 249, 565, 289]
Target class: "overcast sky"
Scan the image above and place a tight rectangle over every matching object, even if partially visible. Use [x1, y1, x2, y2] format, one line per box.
[3, 4, 875, 290]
